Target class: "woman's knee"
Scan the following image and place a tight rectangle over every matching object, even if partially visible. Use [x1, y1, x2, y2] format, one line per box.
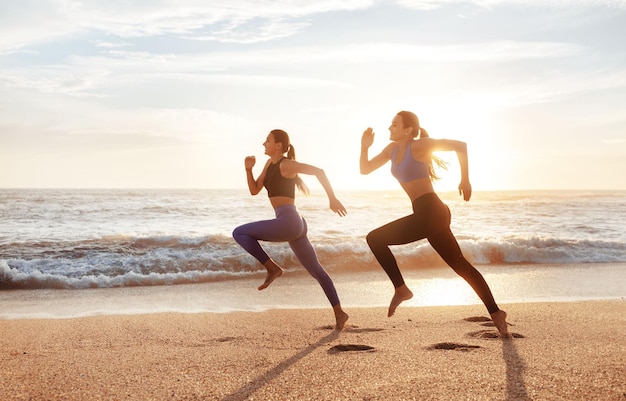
[232, 225, 249, 243]
[366, 229, 381, 247]
[307, 266, 330, 282]
[442, 253, 477, 277]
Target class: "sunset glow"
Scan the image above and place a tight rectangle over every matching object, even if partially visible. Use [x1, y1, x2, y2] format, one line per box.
[1, 1, 625, 190]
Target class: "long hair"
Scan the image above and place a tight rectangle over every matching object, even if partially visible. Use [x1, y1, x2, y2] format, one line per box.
[396, 111, 447, 180]
[269, 129, 310, 196]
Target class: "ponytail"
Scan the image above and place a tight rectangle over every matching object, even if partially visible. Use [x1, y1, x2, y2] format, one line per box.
[419, 126, 448, 180]
[396, 111, 448, 181]
[270, 129, 310, 196]
[286, 144, 296, 161]
[286, 144, 310, 196]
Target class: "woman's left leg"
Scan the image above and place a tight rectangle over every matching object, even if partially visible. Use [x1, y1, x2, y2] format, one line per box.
[287, 218, 349, 329]
[426, 198, 509, 337]
[427, 227, 500, 314]
[288, 219, 340, 306]
[417, 196, 499, 314]
[431, 228, 510, 337]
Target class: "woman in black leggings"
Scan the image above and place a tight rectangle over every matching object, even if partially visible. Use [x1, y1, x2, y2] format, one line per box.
[360, 111, 509, 337]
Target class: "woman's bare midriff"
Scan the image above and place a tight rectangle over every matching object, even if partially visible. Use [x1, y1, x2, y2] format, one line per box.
[400, 177, 435, 202]
[269, 196, 295, 209]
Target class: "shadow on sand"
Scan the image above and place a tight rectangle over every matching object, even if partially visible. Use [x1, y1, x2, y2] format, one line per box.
[221, 330, 339, 401]
[502, 338, 531, 401]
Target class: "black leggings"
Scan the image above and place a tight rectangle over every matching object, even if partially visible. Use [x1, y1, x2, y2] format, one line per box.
[366, 193, 500, 314]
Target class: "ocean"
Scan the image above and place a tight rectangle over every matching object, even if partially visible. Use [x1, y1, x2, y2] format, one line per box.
[1, 188, 625, 319]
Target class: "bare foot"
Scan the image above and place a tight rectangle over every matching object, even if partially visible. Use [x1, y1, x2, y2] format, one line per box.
[258, 260, 283, 290]
[388, 285, 413, 317]
[333, 306, 349, 331]
[490, 309, 511, 338]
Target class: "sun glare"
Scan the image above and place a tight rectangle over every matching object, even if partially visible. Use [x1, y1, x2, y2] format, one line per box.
[406, 277, 478, 307]
[422, 97, 505, 191]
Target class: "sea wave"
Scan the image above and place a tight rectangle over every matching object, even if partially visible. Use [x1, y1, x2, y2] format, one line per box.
[1, 233, 624, 290]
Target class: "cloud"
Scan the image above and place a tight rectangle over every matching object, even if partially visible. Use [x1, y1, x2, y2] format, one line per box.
[0, 38, 595, 103]
[0, 1, 77, 54]
[92, 41, 133, 49]
[181, 19, 311, 44]
[0, 0, 374, 52]
[395, 0, 626, 9]
[0, 38, 584, 102]
[2, 0, 624, 54]
[0, 105, 254, 153]
[0, 66, 111, 97]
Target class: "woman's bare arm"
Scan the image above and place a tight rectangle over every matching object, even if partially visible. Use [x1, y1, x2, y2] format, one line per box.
[281, 160, 347, 216]
[417, 138, 472, 200]
[360, 128, 392, 174]
[245, 157, 270, 196]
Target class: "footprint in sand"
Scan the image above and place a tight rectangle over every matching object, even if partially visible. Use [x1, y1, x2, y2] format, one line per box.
[216, 336, 238, 342]
[427, 342, 481, 351]
[464, 316, 523, 339]
[467, 329, 525, 339]
[191, 336, 239, 347]
[328, 344, 376, 354]
[345, 327, 384, 334]
[463, 316, 492, 323]
[317, 325, 384, 333]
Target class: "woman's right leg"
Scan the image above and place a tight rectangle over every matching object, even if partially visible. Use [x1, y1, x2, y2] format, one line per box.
[366, 214, 429, 288]
[366, 214, 430, 316]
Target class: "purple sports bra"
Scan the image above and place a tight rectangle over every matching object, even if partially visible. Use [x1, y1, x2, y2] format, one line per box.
[391, 142, 429, 183]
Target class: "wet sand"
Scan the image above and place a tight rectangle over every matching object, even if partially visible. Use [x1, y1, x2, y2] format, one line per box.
[1, 300, 624, 400]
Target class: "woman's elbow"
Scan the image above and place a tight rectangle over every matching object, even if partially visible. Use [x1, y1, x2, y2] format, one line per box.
[313, 167, 326, 179]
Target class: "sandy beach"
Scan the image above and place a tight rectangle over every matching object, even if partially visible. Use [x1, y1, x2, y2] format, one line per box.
[1, 300, 624, 400]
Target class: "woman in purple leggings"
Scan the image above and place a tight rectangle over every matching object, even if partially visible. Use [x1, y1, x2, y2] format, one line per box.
[360, 111, 509, 338]
[232, 129, 349, 330]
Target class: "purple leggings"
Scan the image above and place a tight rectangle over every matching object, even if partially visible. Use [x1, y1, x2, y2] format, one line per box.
[366, 193, 500, 314]
[232, 204, 340, 306]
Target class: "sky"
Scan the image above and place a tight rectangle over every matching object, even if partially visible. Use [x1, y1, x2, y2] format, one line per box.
[1, 0, 625, 191]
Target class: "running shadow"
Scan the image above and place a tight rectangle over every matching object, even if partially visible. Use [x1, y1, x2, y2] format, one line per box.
[502, 338, 531, 401]
[221, 330, 339, 401]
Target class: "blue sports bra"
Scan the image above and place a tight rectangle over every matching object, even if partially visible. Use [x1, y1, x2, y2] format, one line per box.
[391, 142, 429, 183]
